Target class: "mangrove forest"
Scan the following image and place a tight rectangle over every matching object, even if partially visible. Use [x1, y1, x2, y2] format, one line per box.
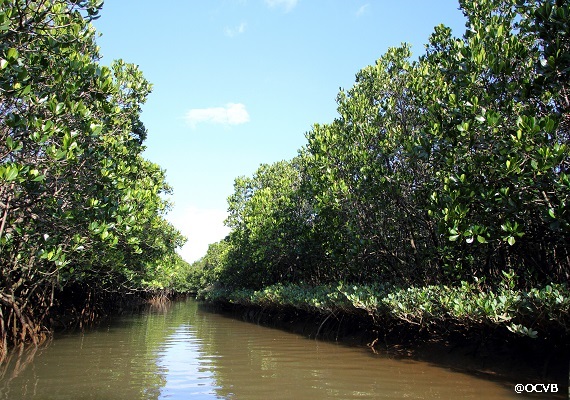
[1, 0, 569, 370]
[191, 0, 570, 348]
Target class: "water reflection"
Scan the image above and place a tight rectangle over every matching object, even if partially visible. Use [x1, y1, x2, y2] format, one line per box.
[196, 313, 515, 400]
[0, 299, 546, 399]
[157, 325, 221, 398]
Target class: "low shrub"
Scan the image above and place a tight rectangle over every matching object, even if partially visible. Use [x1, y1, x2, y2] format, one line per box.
[199, 280, 570, 339]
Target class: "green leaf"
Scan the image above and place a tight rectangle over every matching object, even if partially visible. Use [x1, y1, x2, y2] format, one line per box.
[6, 47, 18, 61]
[6, 136, 15, 150]
[3, 165, 18, 181]
[55, 102, 65, 115]
[548, 208, 556, 219]
[90, 123, 103, 135]
[54, 149, 66, 160]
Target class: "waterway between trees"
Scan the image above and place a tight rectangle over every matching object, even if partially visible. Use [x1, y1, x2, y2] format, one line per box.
[0, 298, 560, 399]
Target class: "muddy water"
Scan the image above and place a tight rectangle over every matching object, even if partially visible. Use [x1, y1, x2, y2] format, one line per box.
[0, 299, 557, 399]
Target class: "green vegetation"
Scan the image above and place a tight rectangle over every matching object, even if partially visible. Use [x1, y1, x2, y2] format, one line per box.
[2, 0, 567, 365]
[0, 0, 192, 362]
[201, 279, 570, 340]
[194, 0, 570, 342]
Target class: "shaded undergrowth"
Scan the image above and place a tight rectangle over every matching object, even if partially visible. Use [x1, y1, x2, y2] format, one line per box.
[199, 279, 570, 345]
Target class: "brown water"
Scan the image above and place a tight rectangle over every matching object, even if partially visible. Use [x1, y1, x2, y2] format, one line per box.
[0, 299, 558, 399]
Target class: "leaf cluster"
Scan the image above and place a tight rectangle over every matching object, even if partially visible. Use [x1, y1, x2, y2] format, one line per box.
[200, 279, 570, 339]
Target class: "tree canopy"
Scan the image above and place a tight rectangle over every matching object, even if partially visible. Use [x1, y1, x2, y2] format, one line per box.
[0, 0, 190, 361]
[192, 0, 569, 342]
[197, 0, 569, 295]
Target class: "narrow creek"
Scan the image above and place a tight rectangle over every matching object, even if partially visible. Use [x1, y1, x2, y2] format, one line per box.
[0, 298, 557, 399]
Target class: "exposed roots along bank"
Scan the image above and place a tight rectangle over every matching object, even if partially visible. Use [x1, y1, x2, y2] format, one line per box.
[0, 286, 167, 364]
[0, 285, 54, 364]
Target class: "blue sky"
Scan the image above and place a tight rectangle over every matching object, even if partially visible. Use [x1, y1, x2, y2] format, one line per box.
[93, 1, 467, 262]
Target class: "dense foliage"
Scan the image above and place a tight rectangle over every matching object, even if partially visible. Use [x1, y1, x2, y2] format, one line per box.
[201, 279, 570, 340]
[195, 0, 570, 339]
[0, 0, 190, 361]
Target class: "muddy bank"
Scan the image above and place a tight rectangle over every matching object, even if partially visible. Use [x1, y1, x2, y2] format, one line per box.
[201, 301, 569, 396]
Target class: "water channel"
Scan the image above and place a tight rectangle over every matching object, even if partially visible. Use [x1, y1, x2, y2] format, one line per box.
[0, 298, 560, 399]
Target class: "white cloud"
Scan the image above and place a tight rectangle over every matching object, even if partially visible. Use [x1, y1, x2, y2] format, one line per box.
[264, 0, 298, 12]
[356, 4, 369, 17]
[185, 103, 250, 127]
[225, 22, 247, 37]
[168, 206, 231, 263]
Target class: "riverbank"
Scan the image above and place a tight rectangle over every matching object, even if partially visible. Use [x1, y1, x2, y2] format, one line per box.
[199, 282, 570, 391]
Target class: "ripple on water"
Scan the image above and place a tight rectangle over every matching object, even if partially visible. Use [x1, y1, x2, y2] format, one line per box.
[0, 299, 547, 400]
